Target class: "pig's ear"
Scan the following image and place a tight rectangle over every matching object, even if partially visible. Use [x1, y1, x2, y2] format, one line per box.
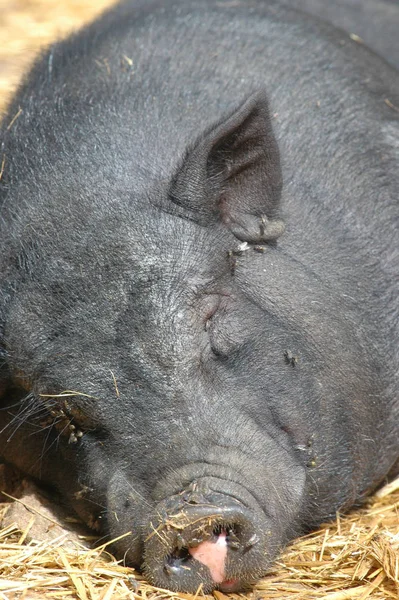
[169, 91, 285, 243]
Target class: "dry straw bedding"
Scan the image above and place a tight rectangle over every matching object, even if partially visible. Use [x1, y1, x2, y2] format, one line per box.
[1, 480, 399, 600]
[1, 1, 399, 598]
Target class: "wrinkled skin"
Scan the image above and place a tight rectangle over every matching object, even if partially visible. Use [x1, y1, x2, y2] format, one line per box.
[0, 0, 398, 593]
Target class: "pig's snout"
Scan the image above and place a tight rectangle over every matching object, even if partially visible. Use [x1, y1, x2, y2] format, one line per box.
[143, 489, 268, 593]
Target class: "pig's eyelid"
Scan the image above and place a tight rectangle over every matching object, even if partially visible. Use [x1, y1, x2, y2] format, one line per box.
[204, 306, 218, 332]
[206, 315, 231, 360]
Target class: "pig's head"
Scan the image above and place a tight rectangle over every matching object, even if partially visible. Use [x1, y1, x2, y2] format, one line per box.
[1, 91, 337, 592]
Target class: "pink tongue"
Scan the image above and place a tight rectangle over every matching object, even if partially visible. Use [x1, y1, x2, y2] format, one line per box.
[188, 531, 228, 584]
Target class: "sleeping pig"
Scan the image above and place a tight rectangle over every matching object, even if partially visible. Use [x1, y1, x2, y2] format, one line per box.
[0, 0, 398, 592]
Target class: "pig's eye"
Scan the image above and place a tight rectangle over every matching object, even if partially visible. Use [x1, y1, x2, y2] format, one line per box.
[202, 294, 240, 360]
[206, 320, 227, 359]
[40, 395, 99, 439]
[205, 307, 236, 360]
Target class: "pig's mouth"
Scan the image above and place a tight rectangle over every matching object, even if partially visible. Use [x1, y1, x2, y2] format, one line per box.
[166, 526, 243, 592]
[143, 486, 272, 593]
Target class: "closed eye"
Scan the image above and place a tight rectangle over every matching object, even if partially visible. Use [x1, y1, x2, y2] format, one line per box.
[204, 300, 236, 360]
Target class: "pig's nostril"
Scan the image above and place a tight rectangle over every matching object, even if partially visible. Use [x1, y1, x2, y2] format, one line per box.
[226, 528, 241, 549]
[213, 523, 241, 549]
[164, 547, 191, 574]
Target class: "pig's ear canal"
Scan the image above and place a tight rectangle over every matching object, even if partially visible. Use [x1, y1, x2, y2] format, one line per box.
[169, 90, 285, 243]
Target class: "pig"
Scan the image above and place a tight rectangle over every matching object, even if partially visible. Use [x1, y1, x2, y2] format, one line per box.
[0, 0, 398, 593]
[286, 0, 399, 70]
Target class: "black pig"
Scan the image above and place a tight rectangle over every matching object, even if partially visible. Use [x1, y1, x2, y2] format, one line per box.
[0, 0, 398, 593]
[288, 0, 399, 70]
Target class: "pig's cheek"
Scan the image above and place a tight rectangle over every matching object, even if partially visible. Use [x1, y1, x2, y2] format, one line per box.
[188, 532, 228, 584]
